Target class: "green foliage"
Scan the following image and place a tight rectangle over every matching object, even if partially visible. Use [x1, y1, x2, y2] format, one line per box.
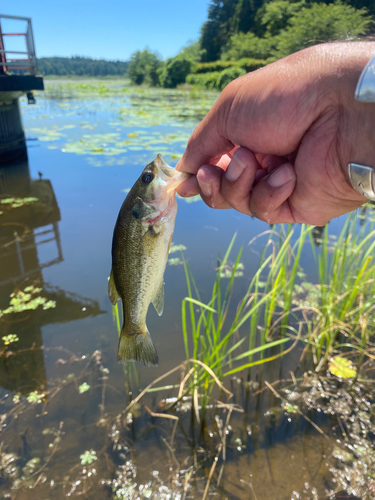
[260, 0, 307, 36]
[79, 450, 97, 465]
[303, 214, 375, 368]
[181, 231, 303, 408]
[0, 197, 38, 210]
[0, 286, 56, 318]
[187, 65, 252, 90]
[78, 383, 90, 394]
[215, 66, 247, 89]
[222, 32, 277, 60]
[329, 356, 357, 378]
[127, 49, 163, 86]
[195, 57, 269, 73]
[186, 71, 221, 90]
[275, 2, 373, 57]
[200, 0, 264, 62]
[159, 54, 194, 88]
[37, 56, 128, 77]
[27, 391, 45, 404]
[195, 60, 238, 73]
[2, 335, 19, 346]
[177, 40, 203, 63]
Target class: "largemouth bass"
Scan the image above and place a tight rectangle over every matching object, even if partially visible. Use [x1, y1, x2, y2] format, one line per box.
[109, 154, 189, 366]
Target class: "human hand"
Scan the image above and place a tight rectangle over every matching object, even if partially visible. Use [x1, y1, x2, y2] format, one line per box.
[176, 42, 375, 226]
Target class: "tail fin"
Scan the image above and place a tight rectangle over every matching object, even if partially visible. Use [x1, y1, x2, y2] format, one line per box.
[117, 326, 158, 367]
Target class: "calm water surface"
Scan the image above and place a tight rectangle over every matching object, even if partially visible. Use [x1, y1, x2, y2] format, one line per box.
[0, 81, 368, 499]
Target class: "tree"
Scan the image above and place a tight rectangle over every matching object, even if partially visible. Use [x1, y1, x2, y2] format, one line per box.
[275, 1, 373, 58]
[127, 49, 163, 86]
[178, 40, 203, 62]
[37, 56, 129, 77]
[159, 55, 194, 88]
[260, 0, 306, 36]
[222, 32, 276, 59]
[200, 0, 243, 62]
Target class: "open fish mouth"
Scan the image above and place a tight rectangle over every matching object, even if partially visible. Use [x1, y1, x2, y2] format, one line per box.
[164, 170, 190, 192]
[155, 154, 190, 192]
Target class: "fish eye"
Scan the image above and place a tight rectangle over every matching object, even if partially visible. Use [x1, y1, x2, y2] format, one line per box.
[141, 172, 154, 184]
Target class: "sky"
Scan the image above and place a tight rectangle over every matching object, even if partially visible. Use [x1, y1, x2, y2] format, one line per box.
[0, 0, 210, 61]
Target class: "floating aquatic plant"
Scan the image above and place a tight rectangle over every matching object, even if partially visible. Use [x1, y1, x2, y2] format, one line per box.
[328, 356, 357, 379]
[0, 286, 56, 318]
[2, 335, 19, 346]
[27, 391, 45, 404]
[80, 450, 97, 465]
[78, 382, 90, 394]
[0, 197, 38, 209]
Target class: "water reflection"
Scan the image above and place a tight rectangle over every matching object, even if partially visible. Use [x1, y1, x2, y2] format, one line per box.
[0, 154, 104, 395]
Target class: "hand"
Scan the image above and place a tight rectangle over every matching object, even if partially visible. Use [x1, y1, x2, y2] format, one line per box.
[176, 42, 375, 226]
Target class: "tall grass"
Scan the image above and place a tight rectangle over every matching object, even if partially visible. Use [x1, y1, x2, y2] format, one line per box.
[181, 227, 307, 408]
[305, 214, 375, 369]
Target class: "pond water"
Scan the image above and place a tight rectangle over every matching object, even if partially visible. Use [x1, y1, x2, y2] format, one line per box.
[0, 80, 374, 499]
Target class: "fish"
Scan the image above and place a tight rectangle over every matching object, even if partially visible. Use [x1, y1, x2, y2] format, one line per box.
[108, 154, 189, 366]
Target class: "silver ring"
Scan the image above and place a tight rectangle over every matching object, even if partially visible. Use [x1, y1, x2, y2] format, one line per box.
[346, 54, 375, 200]
[347, 163, 375, 200]
[355, 54, 375, 103]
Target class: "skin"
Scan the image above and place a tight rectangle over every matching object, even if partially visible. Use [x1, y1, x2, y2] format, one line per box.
[176, 42, 375, 226]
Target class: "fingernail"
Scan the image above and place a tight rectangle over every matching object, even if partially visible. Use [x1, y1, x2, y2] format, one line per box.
[225, 149, 247, 182]
[199, 178, 212, 197]
[268, 163, 295, 188]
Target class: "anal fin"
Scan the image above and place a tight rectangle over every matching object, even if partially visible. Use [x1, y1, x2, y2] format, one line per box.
[152, 282, 164, 316]
[108, 269, 120, 305]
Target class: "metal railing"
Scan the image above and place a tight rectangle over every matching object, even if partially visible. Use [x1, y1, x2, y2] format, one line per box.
[0, 14, 38, 76]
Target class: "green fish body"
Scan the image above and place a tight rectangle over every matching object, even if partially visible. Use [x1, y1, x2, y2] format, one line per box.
[109, 155, 188, 366]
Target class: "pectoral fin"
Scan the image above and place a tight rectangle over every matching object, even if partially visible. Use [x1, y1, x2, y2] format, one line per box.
[132, 197, 155, 220]
[108, 270, 120, 305]
[152, 281, 164, 316]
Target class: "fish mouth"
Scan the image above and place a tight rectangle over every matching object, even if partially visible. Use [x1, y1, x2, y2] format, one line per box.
[164, 170, 190, 193]
[154, 154, 190, 192]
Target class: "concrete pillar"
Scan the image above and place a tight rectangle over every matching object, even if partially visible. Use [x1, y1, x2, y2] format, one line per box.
[0, 92, 26, 163]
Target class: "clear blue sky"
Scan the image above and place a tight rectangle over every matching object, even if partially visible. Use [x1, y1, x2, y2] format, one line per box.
[1, 0, 210, 60]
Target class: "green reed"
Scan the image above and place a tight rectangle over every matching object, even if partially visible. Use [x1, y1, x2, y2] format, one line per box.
[306, 213, 375, 369]
[181, 227, 307, 407]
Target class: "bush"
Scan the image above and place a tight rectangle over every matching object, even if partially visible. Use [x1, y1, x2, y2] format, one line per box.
[187, 66, 247, 90]
[186, 71, 222, 90]
[215, 66, 247, 89]
[195, 60, 238, 74]
[195, 58, 269, 74]
[159, 55, 195, 88]
[128, 49, 163, 86]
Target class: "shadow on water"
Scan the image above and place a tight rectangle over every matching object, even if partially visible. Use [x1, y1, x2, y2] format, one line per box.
[0, 155, 105, 397]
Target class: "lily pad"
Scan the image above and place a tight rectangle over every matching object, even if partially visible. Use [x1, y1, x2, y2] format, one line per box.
[329, 357, 357, 379]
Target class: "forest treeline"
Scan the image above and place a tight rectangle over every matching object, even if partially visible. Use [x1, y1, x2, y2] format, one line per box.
[37, 0, 374, 89]
[37, 56, 129, 77]
[128, 0, 374, 90]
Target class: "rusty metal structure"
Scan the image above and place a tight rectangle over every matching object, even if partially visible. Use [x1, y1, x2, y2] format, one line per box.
[0, 14, 44, 162]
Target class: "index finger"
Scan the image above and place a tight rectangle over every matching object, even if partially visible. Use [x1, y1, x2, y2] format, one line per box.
[176, 79, 246, 174]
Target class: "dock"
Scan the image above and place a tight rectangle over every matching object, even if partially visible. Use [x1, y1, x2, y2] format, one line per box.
[0, 14, 44, 163]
